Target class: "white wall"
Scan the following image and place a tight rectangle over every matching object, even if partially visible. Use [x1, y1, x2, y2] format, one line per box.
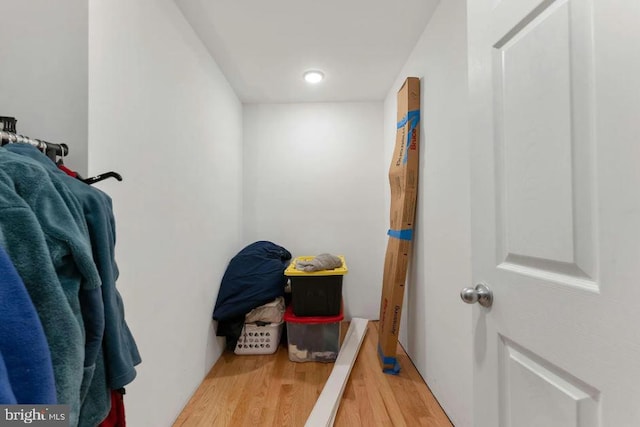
[384, 0, 472, 425]
[0, 0, 89, 175]
[88, 1, 243, 425]
[243, 103, 386, 319]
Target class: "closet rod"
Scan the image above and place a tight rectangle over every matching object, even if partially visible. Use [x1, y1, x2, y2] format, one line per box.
[0, 130, 69, 157]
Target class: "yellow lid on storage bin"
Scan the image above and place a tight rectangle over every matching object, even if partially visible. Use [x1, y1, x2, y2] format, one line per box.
[285, 255, 348, 276]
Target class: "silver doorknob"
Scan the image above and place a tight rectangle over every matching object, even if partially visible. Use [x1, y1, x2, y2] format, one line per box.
[460, 283, 493, 307]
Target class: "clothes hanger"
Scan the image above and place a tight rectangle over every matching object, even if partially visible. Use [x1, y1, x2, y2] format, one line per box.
[49, 140, 122, 185]
[83, 172, 123, 185]
[51, 139, 123, 185]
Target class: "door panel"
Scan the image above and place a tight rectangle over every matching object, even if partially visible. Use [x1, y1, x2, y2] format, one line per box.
[497, 0, 575, 265]
[493, 0, 597, 290]
[499, 336, 600, 427]
[468, 0, 640, 425]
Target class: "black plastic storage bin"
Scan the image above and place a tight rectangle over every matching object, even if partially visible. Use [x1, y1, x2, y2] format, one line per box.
[284, 256, 348, 317]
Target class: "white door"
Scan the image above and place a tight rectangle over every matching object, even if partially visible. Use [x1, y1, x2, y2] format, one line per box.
[467, 0, 640, 426]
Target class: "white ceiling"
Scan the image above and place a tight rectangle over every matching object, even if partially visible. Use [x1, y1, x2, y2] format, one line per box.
[175, 0, 440, 103]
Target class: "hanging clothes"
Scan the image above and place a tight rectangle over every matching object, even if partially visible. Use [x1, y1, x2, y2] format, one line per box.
[0, 146, 109, 426]
[0, 244, 56, 404]
[0, 177, 83, 420]
[7, 145, 141, 383]
[1, 145, 108, 424]
[5, 144, 141, 426]
[1, 148, 106, 369]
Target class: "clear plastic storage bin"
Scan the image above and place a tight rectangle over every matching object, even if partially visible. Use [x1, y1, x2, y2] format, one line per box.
[283, 305, 343, 362]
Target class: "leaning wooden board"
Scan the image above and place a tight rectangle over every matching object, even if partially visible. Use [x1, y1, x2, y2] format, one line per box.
[378, 77, 420, 374]
[305, 318, 369, 427]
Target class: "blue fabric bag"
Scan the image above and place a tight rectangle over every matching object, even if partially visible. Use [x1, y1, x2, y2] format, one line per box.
[213, 241, 291, 321]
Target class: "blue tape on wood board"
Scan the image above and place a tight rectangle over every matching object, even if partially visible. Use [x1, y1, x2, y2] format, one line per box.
[396, 109, 420, 165]
[378, 344, 401, 375]
[387, 229, 413, 241]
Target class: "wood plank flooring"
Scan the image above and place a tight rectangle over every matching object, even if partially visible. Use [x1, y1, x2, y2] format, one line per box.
[174, 322, 453, 426]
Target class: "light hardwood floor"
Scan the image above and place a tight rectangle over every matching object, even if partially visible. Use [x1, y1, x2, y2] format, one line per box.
[174, 322, 453, 426]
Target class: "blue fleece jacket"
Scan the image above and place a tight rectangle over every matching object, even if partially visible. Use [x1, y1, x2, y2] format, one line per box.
[0, 182, 83, 423]
[3, 146, 110, 425]
[0, 244, 56, 404]
[2, 146, 105, 373]
[78, 186, 141, 425]
[0, 148, 106, 426]
[6, 145, 141, 425]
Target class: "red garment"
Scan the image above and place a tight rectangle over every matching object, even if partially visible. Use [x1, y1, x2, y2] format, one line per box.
[58, 164, 78, 178]
[99, 389, 126, 427]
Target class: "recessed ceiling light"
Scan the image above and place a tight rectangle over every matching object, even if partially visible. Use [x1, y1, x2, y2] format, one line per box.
[303, 70, 324, 84]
